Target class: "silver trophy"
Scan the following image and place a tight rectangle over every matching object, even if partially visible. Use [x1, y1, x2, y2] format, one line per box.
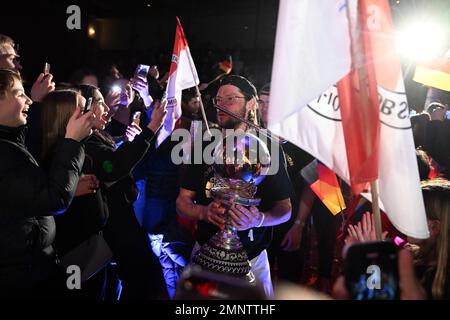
[192, 130, 271, 281]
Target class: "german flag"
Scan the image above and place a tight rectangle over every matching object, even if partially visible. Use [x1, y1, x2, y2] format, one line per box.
[413, 54, 450, 92]
[219, 56, 233, 75]
[301, 160, 346, 215]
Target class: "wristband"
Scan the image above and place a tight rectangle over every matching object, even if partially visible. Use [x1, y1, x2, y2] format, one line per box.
[257, 212, 265, 228]
[294, 219, 305, 227]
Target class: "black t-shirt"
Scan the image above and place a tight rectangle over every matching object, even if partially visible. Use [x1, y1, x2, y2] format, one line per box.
[280, 141, 314, 225]
[180, 140, 293, 260]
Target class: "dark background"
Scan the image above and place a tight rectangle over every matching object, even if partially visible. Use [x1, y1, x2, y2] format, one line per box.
[1, 0, 448, 110]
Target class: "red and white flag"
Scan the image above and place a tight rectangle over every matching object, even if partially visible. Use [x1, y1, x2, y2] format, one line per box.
[157, 17, 199, 147]
[268, 0, 351, 125]
[336, 0, 381, 195]
[268, 0, 429, 239]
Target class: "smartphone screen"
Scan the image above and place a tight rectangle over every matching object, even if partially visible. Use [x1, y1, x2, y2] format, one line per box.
[446, 110, 450, 120]
[135, 64, 150, 81]
[111, 85, 122, 94]
[83, 97, 93, 114]
[344, 241, 399, 300]
[44, 62, 50, 76]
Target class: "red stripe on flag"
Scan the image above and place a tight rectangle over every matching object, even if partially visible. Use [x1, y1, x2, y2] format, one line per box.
[168, 17, 189, 77]
[337, 0, 381, 195]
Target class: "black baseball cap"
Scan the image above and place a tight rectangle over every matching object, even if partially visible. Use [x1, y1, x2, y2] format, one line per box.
[219, 75, 257, 100]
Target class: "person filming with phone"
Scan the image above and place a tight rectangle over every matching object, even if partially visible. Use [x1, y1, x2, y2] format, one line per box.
[0, 69, 95, 298]
[74, 84, 168, 299]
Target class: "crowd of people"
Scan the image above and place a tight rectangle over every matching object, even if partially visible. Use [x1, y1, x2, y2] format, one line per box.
[0, 32, 449, 300]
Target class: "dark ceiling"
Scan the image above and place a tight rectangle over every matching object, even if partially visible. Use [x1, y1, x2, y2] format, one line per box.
[1, 0, 448, 108]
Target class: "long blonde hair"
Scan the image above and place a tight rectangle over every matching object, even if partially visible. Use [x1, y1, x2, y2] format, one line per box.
[421, 179, 450, 299]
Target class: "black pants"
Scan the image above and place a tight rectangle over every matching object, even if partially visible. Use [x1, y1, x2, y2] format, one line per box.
[312, 201, 340, 279]
[268, 222, 309, 284]
[103, 204, 166, 299]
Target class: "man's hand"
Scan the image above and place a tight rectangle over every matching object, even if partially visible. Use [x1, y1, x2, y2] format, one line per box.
[201, 201, 226, 229]
[228, 204, 263, 231]
[31, 73, 55, 102]
[281, 223, 303, 252]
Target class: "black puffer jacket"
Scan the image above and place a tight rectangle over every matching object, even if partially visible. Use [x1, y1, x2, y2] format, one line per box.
[0, 125, 84, 290]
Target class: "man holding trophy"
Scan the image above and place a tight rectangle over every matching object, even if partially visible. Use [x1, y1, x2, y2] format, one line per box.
[176, 75, 293, 297]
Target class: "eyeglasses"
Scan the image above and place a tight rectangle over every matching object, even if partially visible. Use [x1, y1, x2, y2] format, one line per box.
[213, 95, 246, 106]
[257, 99, 269, 106]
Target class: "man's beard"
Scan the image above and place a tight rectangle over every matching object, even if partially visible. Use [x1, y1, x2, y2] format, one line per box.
[218, 108, 246, 129]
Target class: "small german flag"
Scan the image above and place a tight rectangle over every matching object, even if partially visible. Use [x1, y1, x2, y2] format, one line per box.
[219, 56, 233, 75]
[413, 53, 450, 92]
[301, 160, 346, 215]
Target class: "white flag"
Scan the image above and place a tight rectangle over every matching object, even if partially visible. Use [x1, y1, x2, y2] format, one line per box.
[268, 0, 429, 239]
[157, 17, 199, 147]
[268, 0, 351, 127]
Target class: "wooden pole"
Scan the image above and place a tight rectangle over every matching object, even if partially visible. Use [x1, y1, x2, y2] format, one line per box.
[193, 85, 211, 136]
[370, 180, 382, 240]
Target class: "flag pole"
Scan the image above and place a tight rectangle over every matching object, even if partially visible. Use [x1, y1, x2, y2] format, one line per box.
[176, 17, 211, 136]
[193, 85, 211, 136]
[206, 72, 227, 87]
[185, 50, 211, 136]
[370, 181, 382, 240]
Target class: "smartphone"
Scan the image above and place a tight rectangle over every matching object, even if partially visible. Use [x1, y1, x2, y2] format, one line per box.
[43, 62, 50, 76]
[111, 85, 122, 94]
[134, 64, 150, 81]
[344, 241, 399, 300]
[446, 110, 450, 120]
[83, 97, 93, 114]
[132, 111, 141, 126]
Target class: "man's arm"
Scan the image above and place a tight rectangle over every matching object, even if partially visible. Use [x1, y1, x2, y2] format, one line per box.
[260, 198, 291, 227]
[280, 186, 316, 251]
[294, 187, 316, 226]
[176, 188, 205, 221]
[176, 188, 226, 229]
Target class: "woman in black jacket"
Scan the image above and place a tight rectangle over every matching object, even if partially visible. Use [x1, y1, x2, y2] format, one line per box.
[80, 84, 168, 299]
[0, 69, 94, 298]
[41, 83, 168, 299]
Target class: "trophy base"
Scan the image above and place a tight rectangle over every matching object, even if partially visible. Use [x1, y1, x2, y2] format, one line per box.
[192, 228, 254, 282]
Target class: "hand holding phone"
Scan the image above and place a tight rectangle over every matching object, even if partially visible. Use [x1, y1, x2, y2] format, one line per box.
[31, 63, 55, 102]
[344, 241, 399, 300]
[84, 97, 93, 114]
[134, 64, 150, 81]
[132, 111, 141, 126]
